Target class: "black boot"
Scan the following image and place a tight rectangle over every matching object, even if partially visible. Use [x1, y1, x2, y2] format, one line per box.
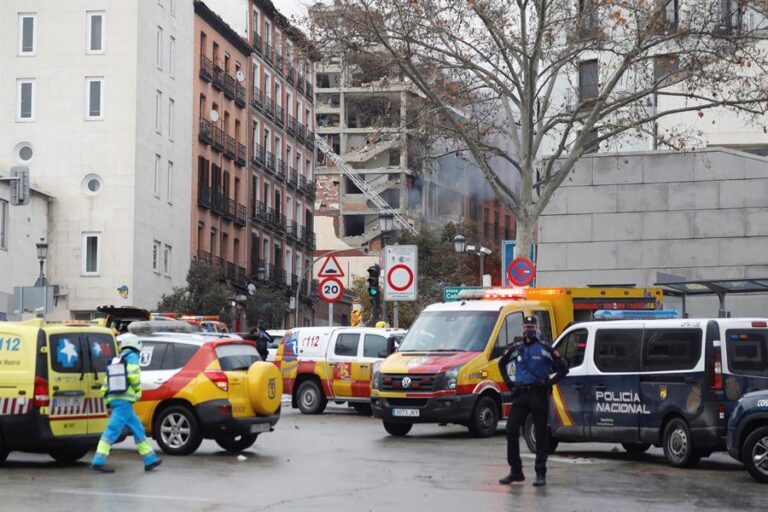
[499, 472, 525, 484]
[90, 464, 115, 474]
[533, 474, 546, 487]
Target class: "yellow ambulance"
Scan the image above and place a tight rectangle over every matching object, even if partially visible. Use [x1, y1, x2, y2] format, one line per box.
[0, 319, 117, 463]
[370, 286, 664, 437]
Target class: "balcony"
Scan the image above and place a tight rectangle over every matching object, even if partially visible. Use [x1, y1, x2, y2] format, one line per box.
[210, 189, 225, 216]
[287, 221, 299, 241]
[275, 159, 286, 182]
[264, 96, 274, 120]
[235, 83, 247, 108]
[223, 197, 236, 222]
[305, 130, 315, 150]
[265, 151, 276, 174]
[198, 183, 212, 209]
[211, 125, 225, 153]
[291, 273, 299, 291]
[300, 226, 316, 250]
[235, 203, 247, 227]
[287, 167, 298, 189]
[305, 82, 313, 102]
[197, 249, 212, 263]
[223, 73, 236, 100]
[286, 62, 295, 85]
[198, 118, 213, 144]
[264, 43, 274, 65]
[251, 143, 265, 169]
[224, 135, 237, 160]
[199, 55, 213, 82]
[252, 87, 263, 112]
[274, 104, 285, 128]
[267, 207, 283, 231]
[236, 142, 247, 167]
[252, 200, 268, 223]
[296, 123, 306, 143]
[287, 115, 297, 137]
[275, 54, 284, 76]
[296, 74, 305, 95]
[252, 33, 262, 55]
[212, 66, 224, 91]
[269, 264, 287, 287]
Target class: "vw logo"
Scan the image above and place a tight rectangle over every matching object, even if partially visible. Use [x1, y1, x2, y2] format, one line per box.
[401, 376, 412, 389]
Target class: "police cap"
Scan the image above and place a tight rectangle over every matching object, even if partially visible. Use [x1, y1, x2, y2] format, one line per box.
[523, 315, 538, 326]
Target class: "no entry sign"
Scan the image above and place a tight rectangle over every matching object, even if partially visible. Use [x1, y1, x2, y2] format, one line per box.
[384, 245, 418, 301]
[506, 257, 536, 287]
[318, 277, 344, 303]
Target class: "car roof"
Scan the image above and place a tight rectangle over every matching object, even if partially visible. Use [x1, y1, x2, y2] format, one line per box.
[137, 332, 244, 346]
[567, 318, 768, 329]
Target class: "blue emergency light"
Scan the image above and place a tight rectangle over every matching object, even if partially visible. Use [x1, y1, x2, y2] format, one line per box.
[593, 310, 681, 320]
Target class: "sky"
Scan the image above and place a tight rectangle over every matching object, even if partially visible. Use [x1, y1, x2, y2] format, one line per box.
[273, 0, 311, 22]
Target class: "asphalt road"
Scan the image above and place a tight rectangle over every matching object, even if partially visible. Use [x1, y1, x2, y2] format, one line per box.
[0, 403, 764, 512]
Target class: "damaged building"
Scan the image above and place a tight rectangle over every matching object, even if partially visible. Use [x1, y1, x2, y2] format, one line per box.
[313, 52, 470, 248]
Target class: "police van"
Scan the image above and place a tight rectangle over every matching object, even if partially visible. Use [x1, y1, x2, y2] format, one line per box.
[534, 315, 768, 467]
[0, 319, 118, 463]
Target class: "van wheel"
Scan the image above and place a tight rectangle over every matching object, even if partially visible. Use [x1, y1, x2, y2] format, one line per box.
[741, 426, 768, 483]
[154, 405, 203, 456]
[663, 418, 700, 468]
[296, 380, 327, 415]
[383, 421, 412, 436]
[352, 403, 372, 416]
[49, 447, 89, 464]
[0, 434, 7, 463]
[468, 397, 499, 438]
[215, 434, 258, 453]
[621, 443, 651, 457]
[523, 414, 559, 454]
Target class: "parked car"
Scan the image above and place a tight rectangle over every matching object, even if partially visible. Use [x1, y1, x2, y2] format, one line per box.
[127, 321, 282, 455]
[728, 389, 768, 482]
[266, 330, 285, 362]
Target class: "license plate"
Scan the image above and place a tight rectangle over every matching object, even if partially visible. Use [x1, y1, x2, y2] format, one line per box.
[250, 423, 271, 434]
[55, 398, 81, 408]
[392, 408, 420, 417]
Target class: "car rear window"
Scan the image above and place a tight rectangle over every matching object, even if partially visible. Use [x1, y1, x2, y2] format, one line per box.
[216, 343, 261, 371]
[49, 334, 84, 374]
[726, 329, 768, 377]
[642, 329, 702, 372]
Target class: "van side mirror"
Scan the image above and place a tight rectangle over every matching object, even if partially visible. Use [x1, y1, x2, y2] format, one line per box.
[491, 346, 505, 360]
[378, 349, 389, 358]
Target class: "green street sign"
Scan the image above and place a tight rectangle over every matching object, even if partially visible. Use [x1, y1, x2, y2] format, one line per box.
[443, 286, 483, 302]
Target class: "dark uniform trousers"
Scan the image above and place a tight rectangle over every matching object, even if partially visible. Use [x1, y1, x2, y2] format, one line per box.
[507, 387, 549, 477]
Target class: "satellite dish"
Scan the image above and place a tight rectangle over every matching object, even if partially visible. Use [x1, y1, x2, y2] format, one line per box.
[247, 283, 257, 296]
[236, 70, 245, 83]
[209, 110, 219, 122]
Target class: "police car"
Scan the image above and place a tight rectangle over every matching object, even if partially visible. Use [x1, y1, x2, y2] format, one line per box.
[727, 388, 768, 482]
[527, 313, 768, 468]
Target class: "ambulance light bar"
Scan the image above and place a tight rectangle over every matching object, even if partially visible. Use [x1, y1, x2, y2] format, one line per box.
[456, 287, 565, 301]
[593, 310, 680, 320]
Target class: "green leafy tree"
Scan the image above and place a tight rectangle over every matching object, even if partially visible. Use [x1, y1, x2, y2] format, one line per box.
[157, 259, 234, 318]
[244, 286, 290, 329]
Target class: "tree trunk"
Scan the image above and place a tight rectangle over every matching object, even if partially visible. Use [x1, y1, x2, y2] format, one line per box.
[514, 215, 535, 260]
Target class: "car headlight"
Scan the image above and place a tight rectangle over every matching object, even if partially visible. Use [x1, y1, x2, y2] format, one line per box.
[371, 366, 381, 390]
[445, 367, 460, 390]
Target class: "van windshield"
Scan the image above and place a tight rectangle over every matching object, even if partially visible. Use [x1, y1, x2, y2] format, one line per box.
[398, 311, 498, 352]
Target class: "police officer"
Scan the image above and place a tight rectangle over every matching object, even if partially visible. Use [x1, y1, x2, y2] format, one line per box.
[91, 333, 161, 473]
[498, 316, 568, 487]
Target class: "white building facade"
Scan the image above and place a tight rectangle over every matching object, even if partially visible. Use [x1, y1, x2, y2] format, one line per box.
[0, 0, 193, 319]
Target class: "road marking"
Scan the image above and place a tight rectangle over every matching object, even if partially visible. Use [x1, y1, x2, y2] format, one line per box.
[521, 454, 594, 464]
[52, 489, 214, 503]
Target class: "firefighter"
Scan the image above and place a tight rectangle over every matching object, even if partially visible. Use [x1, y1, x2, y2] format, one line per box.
[90, 333, 161, 473]
[498, 316, 568, 487]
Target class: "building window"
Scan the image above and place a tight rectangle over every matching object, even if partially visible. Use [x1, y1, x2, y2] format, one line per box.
[163, 245, 171, 276]
[168, 98, 175, 140]
[153, 240, 161, 273]
[85, 77, 103, 119]
[584, 128, 599, 154]
[156, 26, 163, 70]
[655, 0, 679, 33]
[154, 154, 161, 197]
[155, 90, 162, 133]
[87, 12, 105, 53]
[18, 14, 36, 55]
[654, 54, 679, 84]
[0, 200, 7, 250]
[167, 161, 173, 203]
[83, 233, 101, 275]
[579, 60, 599, 102]
[17, 79, 35, 121]
[169, 36, 175, 78]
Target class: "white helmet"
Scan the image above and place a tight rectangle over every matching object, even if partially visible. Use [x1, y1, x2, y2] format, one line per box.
[117, 333, 142, 352]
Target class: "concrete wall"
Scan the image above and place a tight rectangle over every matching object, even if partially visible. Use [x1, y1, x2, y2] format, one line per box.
[0, 184, 50, 319]
[537, 148, 768, 317]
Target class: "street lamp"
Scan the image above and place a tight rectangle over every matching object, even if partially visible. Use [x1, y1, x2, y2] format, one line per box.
[379, 212, 395, 235]
[256, 265, 266, 282]
[35, 238, 48, 286]
[453, 233, 492, 286]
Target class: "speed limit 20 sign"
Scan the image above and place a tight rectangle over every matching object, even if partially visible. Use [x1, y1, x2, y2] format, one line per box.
[318, 277, 344, 303]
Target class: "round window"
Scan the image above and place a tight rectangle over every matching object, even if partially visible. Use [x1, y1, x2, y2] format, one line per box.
[14, 142, 34, 162]
[82, 174, 103, 196]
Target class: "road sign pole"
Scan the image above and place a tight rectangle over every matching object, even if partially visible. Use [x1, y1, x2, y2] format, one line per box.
[329, 302, 334, 327]
[394, 302, 399, 329]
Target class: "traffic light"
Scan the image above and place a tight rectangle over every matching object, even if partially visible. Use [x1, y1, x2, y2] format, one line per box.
[367, 265, 380, 298]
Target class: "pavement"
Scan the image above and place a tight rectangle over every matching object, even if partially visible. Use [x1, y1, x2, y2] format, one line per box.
[0, 403, 764, 512]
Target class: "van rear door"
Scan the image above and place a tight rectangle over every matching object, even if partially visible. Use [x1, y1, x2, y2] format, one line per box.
[722, 321, 768, 408]
[47, 332, 88, 436]
[82, 332, 117, 434]
[587, 324, 643, 443]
